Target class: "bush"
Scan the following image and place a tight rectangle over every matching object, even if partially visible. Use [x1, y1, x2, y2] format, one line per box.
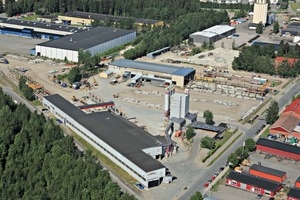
[186, 127, 196, 140]
[201, 136, 216, 150]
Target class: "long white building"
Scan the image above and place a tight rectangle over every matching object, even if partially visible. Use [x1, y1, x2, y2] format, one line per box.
[36, 26, 136, 62]
[42, 94, 167, 188]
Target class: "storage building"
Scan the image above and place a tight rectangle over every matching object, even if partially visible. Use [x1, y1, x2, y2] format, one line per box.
[226, 171, 282, 197]
[288, 188, 300, 200]
[189, 25, 236, 44]
[109, 59, 195, 87]
[0, 17, 82, 39]
[43, 94, 168, 188]
[282, 22, 300, 36]
[256, 138, 300, 161]
[35, 27, 136, 62]
[249, 164, 287, 183]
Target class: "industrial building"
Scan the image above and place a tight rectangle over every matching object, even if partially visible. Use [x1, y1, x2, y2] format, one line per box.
[0, 17, 83, 39]
[226, 172, 282, 197]
[189, 25, 236, 44]
[58, 11, 164, 28]
[288, 188, 300, 200]
[35, 27, 136, 62]
[249, 164, 287, 183]
[282, 22, 300, 36]
[252, 0, 268, 25]
[43, 94, 170, 188]
[109, 59, 195, 87]
[297, 176, 300, 188]
[256, 138, 300, 161]
[270, 98, 300, 139]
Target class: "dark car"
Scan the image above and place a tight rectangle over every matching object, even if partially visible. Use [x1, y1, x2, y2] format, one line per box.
[219, 167, 224, 172]
[256, 194, 263, 199]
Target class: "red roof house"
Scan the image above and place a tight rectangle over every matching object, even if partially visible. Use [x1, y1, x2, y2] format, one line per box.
[282, 98, 300, 117]
[288, 188, 300, 200]
[275, 57, 298, 70]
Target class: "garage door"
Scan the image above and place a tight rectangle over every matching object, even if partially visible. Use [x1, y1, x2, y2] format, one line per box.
[148, 179, 160, 188]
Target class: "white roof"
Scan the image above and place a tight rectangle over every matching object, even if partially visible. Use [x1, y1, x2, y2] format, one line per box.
[190, 25, 235, 38]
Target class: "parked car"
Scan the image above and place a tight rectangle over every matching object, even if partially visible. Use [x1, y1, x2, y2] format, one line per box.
[203, 183, 209, 188]
[56, 119, 63, 124]
[134, 183, 145, 190]
[219, 167, 224, 172]
[256, 194, 263, 199]
[208, 179, 212, 184]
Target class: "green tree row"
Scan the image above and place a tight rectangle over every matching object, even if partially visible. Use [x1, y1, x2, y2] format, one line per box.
[232, 42, 300, 78]
[4, 0, 252, 19]
[0, 87, 135, 200]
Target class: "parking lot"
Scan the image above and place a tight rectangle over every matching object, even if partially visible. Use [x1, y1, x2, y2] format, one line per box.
[0, 34, 44, 55]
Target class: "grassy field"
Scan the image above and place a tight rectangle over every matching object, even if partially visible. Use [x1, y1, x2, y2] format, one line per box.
[71, 131, 137, 185]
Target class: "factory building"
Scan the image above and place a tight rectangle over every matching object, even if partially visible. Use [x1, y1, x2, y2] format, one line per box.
[288, 188, 300, 200]
[0, 17, 83, 39]
[249, 164, 287, 183]
[256, 138, 300, 161]
[252, 0, 268, 25]
[226, 172, 283, 197]
[35, 27, 136, 62]
[43, 94, 168, 188]
[58, 11, 164, 28]
[109, 59, 195, 87]
[189, 25, 236, 44]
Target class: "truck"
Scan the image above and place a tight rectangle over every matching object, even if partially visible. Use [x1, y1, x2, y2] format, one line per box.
[0, 58, 9, 64]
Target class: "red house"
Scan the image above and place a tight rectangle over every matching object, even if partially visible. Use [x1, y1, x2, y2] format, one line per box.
[249, 164, 287, 183]
[270, 98, 300, 139]
[275, 57, 298, 70]
[256, 138, 300, 161]
[226, 172, 282, 197]
[288, 188, 300, 200]
[296, 176, 300, 189]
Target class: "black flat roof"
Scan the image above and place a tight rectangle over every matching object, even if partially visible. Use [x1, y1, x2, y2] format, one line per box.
[297, 176, 300, 183]
[250, 164, 286, 178]
[44, 94, 165, 172]
[227, 172, 282, 191]
[288, 188, 300, 198]
[256, 138, 300, 155]
[62, 11, 161, 25]
[190, 121, 226, 133]
[0, 17, 83, 33]
[37, 26, 135, 51]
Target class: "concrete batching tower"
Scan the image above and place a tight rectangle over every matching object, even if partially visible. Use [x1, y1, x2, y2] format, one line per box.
[253, 0, 268, 25]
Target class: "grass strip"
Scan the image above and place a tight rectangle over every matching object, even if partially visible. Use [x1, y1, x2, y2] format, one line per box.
[208, 132, 243, 166]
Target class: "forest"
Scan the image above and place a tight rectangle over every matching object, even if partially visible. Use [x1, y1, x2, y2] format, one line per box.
[232, 42, 300, 78]
[3, 0, 251, 20]
[0, 88, 135, 200]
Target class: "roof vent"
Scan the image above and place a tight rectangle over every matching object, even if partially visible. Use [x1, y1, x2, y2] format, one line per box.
[70, 37, 73, 42]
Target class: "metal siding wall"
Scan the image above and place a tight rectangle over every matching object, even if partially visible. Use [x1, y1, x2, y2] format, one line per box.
[256, 145, 300, 161]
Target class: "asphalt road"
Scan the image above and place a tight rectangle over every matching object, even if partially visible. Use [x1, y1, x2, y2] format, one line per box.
[179, 82, 300, 200]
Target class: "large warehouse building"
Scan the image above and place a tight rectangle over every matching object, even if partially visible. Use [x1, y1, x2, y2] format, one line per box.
[0, 17, 83, 39]
[249, 164, 287, 183]
[43, 94, 168, 188]
[35, 27, 136, 62]
[189, 25, 236, 44]
[109, 59, 195, 87]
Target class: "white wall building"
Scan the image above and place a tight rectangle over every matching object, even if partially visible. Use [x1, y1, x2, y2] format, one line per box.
[43, 94, 166, 188]
[36, 27, 136, 62]
[253, 0, 268, 25]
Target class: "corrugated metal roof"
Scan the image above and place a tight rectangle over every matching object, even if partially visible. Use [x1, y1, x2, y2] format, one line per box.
[190, 121, 225, 133]
[190, 25, 235, 38]
[250, 164, 286, 178]
[111, 59, 182, 75]
[227, 172, 282, 192]
[37, 27, 136, 51]
[172, 68, 195, 76]
[43, 94, 165, 172]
